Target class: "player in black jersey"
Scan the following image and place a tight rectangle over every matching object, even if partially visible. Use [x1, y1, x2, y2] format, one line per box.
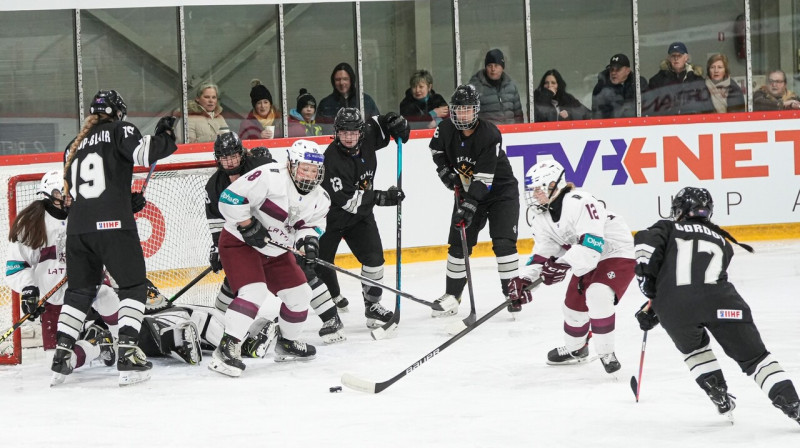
[203, 134, 345, 345]
[316, 107, 409, 329]
[634, 187, 800, 424]
[53, 89, 178, 386]
[429, 84, 519, 317]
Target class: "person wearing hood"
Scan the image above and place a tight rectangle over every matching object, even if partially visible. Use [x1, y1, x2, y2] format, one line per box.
[288, 88, 323, 137]
[591, 53, 649, 119]
[317, 62, 380, 124]
[468, 49, 524, 125]
[399, 69, 449, 129]
[753, 69, 800, 111]
[645, 42, 706, 116]
[238, 80, 283, 140]
[533, 69, 590, 122]
[187, 82, 230, 143]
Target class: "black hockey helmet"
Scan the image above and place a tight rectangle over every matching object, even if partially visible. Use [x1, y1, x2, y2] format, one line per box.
[671, 187, 713, 222]
[89, 89, 127, 121]
[249, 146, 274, 162]
[213, 131, 246, 176]
[450, 84, 480, 130]
[334, 107, 365, 155]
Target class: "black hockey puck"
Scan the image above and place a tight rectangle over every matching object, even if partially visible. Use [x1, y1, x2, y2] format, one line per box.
[329, 386, 343, 393]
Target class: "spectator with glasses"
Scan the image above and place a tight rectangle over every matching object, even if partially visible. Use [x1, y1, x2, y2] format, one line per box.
[753, 70, 800, 111]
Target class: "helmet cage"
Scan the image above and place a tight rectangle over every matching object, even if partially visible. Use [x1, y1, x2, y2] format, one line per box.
[334, 108, 365, 154]
[524, 161, 566, 213]
[287, 140, 325, 193]
[213, 132, 246, 176]
[450, 85, 480, 130]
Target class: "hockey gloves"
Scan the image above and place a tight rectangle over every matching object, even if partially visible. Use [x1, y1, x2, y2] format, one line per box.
[296, 236, 319, 264]
[541, 256, 570, 285]
[508, 276, 534, 308]
[238, 218, 270, 249]
[381, 112, 411, 143]
[21, 285, 43, 320]
[437, 166, 462, 191]
[635, 301, 659, 331]
[131, 192, 146, 214]
[209, 244, 223, 273]
[375, 186, 405, 207]
[154, 116, 177, 142]
[452, 196, 478, 228]
[636, 274, 657, 299]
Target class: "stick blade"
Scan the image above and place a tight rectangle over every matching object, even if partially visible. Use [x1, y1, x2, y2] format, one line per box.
[371, 322, 399, 340]
[445, 320, 467, 336]
[630, 375, 639, 402]
[341, 373, 378, 394]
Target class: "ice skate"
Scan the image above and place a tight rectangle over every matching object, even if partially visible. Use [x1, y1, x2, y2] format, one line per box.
[209, 333, 246, 377]
[431, 293, 460, 318]
[173, 322, 202, 365]
[599, 352, 621, 374]
[274, 336, 316, 362]
[332, 294, 349, 312]
[703, 377, 736, 423]
[241, 319, 277, 358]
[506, 296, 522, 317]
[117, 335, 152, 386]
[319, 314, 346, 344]
[364, 301, 394, 329]
[50, 337, 76, 387]
[773, 396, 800, 425]
[86, 330, 115, 367]
[546, 343, 591, 366]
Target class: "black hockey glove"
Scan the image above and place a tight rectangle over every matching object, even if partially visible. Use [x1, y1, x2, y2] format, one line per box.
[437, 166, 461, 191]
[375, 186, 405, 207]
[452, 196, 478, 228]
[508, 276, 534, 308]
[382, 112, 411, 143]
[21, 285, 42, 320]
[296, 236, 319, 264]
[209, 244, 223, 273]
[636, 274, 657, 299]
[154, 116, 177, 141]
[541, 257, 570, 285]
[238, 218, 270, 249]
[131, 192, 146, 213]
[635, 301, 659, 331]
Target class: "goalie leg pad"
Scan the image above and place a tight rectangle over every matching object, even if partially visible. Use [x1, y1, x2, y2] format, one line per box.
[189, 307, 226, 349]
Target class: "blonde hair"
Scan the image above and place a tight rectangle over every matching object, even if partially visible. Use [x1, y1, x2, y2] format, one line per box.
[63, 114, 100, 195]
[195, 82, 220, 99]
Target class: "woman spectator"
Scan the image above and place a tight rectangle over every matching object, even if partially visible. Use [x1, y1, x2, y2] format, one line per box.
[700, 53, 745, 114]
[239, 79, 283, 140]
[399, 69, 448, 129]
[533, 69, 590, 122]
[288, 88, 323, 137]
[187, 82, 229, 143]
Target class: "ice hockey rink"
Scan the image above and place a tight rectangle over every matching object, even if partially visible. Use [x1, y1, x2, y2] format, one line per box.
[2, 239, 799, 447]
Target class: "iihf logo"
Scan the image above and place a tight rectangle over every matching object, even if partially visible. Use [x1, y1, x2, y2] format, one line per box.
[607, 271, 616, 279]
[717, 309, 742, 320]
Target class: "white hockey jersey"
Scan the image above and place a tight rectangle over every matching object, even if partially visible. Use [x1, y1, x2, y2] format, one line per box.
[5, 212, 68, 305]
[521, 188, 634, 280]
[219, 165, 330, 257]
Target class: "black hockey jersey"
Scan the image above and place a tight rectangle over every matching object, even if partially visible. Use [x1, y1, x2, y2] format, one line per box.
[64, 119, 177, 235]
[321, 117, 392, 221]
[205, 155, 275, 246]
[429, 118, 517, 202]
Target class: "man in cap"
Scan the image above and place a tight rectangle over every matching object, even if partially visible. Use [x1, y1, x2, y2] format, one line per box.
[591, 53, 649, 119]
[468, 48, 524, 125]
[645, 42, 705, 115]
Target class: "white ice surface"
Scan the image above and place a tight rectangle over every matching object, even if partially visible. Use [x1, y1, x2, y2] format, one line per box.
[2, 240, 799, 447]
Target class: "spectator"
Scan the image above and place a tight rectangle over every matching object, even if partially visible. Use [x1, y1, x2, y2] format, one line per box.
[288, 88, 323, 137]
[238, 79, 283, 140]
[187, 82, 229, 143]
[399, 69, 449, 129]
[317, 62, 380, 124]
[753, 69, 800, 111]
[699, 54, 745, 114]
[592, 53, 649, 119]
[533, 69, 590, 122]
[645, 42, 705, 116]
[468, 49, 524, 124]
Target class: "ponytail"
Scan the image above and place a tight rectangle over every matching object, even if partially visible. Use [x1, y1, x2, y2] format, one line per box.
[64, 114, 100, 195]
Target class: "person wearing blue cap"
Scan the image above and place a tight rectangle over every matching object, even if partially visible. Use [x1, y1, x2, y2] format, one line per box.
[645, 42, 705, 116]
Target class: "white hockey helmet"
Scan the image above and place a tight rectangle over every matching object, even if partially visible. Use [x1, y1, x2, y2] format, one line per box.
[524, 160, 567, 213]
[287, 139, 325, 193]
[37, 170, 64, 202]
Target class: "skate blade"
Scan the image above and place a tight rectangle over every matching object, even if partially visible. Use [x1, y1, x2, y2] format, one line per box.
[366, 319, 392, 329]
[119, 370, 151, 386]
[274, 354, 316, 363]
[336, 305, 349, 313]
[431, 308, 458, 319]
[50, 373, 68, 387]
[321, 332, 347, 344]
[546, 355, 599, 366]
[208, 359, 243, 378]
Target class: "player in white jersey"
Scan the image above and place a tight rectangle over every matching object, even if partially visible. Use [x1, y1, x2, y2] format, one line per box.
[508, 160, 636, 374]
[209, 140, 330, 377]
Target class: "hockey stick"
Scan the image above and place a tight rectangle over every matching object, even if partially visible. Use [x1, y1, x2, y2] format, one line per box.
[0, 276, 68, 345]
[631, 329, 648, 402]
[266, 239, 444, 311]
[455, 187, 477, 327]
[372, 138, 403, 340]
[140, 161, 158, 194]
[167, 267, 213, 304]
[342, 278, 543, 393]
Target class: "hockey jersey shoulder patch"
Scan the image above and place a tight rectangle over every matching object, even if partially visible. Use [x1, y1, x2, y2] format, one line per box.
[220, 189, 248, 206]
[579, 233, 604, 253]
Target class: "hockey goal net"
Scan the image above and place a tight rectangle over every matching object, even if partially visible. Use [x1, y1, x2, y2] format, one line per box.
[1, 161, 224, 364]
